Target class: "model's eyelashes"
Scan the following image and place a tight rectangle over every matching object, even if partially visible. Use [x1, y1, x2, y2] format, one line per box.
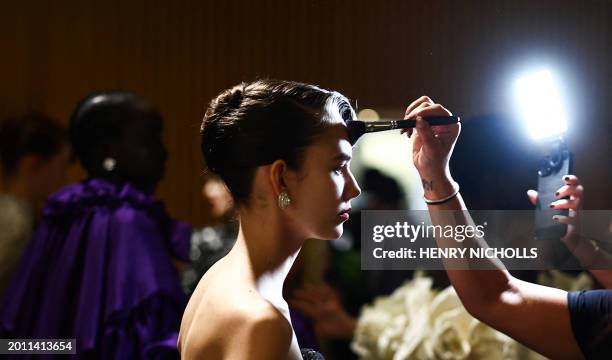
[333, 162, 348, 175]
[334, 152, 352, 162]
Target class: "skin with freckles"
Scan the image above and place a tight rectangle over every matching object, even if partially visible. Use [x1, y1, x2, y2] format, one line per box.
[178, 107, 361, 360]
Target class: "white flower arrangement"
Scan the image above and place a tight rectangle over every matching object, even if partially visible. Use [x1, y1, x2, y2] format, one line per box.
[351, 271, 593, 360]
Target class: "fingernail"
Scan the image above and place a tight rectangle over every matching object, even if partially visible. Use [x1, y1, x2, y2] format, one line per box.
[555, 192, 559, 196]
[564, 176, 570, 181]
[549, 204, 555, 208]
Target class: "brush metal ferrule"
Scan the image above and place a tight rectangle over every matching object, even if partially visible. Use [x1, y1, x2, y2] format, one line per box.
[364, 121, 396, 133]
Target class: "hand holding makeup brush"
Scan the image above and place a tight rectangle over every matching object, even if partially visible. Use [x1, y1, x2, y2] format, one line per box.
[405, 96, 461, 199]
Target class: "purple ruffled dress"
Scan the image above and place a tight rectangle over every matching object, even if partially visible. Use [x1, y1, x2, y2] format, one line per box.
[0, 179, 191, 359]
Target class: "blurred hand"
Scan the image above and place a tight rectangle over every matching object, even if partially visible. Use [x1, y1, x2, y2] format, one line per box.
[202, 179, 233, 219]
[527, 174, 583, 244]
[402, 96, 460, 197]
[289, 284, 356, 340]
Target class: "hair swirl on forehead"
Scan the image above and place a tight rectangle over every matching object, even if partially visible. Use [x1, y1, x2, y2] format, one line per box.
[200, 79, 355, 206]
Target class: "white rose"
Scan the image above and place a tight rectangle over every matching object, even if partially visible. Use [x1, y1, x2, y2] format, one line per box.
[353, 275, 435, 359]
[423, 306, 475, 360]
[353, 276, 519, 360]
[423, 286, 516, 360]
[468, 322, 516, 360]
[353, 289, 411, 358]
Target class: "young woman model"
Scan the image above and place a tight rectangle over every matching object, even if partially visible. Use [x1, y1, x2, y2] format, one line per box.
[179, 80, 364, 359]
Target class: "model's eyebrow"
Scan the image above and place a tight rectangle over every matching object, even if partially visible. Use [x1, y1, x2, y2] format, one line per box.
[334, 153, 352, 162]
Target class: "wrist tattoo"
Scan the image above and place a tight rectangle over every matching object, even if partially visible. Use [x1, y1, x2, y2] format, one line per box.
[422, 179, 433, 191]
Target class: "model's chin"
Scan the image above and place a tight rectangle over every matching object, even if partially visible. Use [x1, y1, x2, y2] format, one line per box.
[313, 224, 344, 241]
[330, 224, 345, 239]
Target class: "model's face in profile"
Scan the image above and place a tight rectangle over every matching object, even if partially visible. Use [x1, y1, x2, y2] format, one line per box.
[286, 109, 361, 240]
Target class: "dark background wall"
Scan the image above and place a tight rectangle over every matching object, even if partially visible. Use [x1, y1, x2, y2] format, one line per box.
[2, 0, 610, 225]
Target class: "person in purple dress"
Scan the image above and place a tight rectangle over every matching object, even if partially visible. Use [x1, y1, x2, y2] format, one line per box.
[0, 92, 191, 359]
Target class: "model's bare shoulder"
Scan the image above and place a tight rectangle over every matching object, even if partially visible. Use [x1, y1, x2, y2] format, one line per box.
[225, 300, 293, 360]
[179, 294, 292, 360]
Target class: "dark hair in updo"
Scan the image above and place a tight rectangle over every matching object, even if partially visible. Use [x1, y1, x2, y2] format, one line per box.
[69, 91, 162, 176]
[201, 79, 355, 206]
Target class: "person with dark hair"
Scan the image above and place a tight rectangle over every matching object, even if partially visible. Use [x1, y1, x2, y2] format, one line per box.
[0, 112, 70, 293]
[0, 112, 70, 210]
[0, 92, 191, 359]
[69, 91, 168, 194]
[178, 80, 361, 360]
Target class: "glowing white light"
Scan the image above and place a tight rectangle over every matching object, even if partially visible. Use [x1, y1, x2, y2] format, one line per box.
[514, 70, 568, 140]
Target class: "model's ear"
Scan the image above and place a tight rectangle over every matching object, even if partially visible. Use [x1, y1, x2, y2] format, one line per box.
[268, 159, 289, 197]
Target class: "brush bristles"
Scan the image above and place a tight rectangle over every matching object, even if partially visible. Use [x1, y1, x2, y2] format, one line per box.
[346, 120, 366, 144]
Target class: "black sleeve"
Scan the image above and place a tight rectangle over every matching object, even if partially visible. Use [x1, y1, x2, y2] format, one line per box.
[567, 290, 612, 359]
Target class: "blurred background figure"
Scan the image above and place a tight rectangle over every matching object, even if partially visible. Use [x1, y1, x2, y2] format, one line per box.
[182, 176, 237, 295]
[202, 176, 234, 221]
[0, 112, 70, 293]
[0, 92, 191, 359]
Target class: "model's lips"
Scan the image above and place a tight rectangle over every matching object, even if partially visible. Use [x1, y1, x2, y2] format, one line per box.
[338, 208, 352, 221]
[338, 208, 352, 215]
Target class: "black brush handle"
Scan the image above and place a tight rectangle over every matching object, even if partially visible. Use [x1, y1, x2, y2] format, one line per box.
[348, 116, 460, 143]
[394, 116, 460, 129]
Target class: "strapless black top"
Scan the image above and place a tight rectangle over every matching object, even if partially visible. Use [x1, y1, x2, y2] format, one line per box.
[301, 348, 325, 360]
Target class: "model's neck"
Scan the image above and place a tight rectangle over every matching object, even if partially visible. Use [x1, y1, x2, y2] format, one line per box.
[229, 206, 305, 300]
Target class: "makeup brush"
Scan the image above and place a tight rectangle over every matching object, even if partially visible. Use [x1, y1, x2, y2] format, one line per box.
[346, 116, 460, 144]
